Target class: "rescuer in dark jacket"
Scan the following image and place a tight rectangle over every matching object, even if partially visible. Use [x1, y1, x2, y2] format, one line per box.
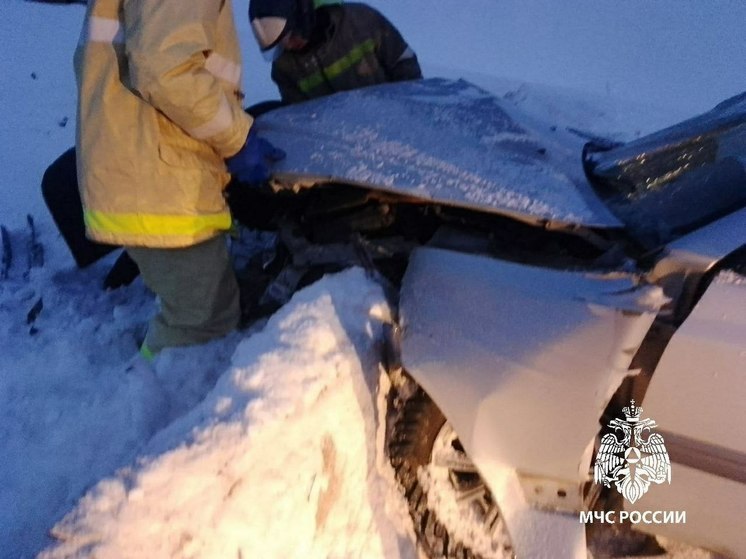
[249, 0, 422, 104]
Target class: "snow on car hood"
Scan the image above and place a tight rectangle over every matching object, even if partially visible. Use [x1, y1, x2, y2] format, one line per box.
[255, 78, 622, 228]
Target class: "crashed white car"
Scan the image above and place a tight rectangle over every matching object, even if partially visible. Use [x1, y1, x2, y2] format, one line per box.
[235, 78, 746, 558]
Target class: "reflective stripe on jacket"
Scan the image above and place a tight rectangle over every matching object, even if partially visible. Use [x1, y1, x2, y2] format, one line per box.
[74, 0, 252, 248]
[271, 3, 422, 104]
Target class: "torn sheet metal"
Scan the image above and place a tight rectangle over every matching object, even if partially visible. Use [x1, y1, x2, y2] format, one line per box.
[398, 247, 665, 486]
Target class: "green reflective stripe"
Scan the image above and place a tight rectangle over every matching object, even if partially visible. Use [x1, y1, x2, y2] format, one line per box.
[298, 38, 376, 94]
[139, 343, 155, 362]
[84, 210, 232, 237]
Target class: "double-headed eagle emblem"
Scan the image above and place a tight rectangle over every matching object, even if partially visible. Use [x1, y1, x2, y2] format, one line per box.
[594, 400, 671, 503]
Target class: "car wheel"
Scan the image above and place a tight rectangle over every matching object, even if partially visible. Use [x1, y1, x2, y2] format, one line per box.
[387, 379, 514, 559]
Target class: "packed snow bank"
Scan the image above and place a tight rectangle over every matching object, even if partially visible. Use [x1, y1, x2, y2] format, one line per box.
[0, 251, 154, 557]
[41, 268, 416, 559]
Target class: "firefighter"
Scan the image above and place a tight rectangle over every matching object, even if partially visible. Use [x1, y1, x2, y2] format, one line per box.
[74, 0, 284, 358]
[248, 0, 422, 103]
[42, 0, 419, 342]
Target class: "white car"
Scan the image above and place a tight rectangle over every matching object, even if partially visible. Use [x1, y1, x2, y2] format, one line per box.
[236, 78, 746, 558]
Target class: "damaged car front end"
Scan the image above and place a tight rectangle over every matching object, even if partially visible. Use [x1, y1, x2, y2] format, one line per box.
[240, 78, 746, 558]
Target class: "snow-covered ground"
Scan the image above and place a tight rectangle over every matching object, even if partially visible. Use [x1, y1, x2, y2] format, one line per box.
[38, 268, 415, 559]
[1, 1, 743, 558]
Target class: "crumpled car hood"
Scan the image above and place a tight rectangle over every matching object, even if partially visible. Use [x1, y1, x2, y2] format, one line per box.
[255, 78, 622, 228]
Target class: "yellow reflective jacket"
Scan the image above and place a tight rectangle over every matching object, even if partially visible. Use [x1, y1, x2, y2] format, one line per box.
[74, 0, 252, 248]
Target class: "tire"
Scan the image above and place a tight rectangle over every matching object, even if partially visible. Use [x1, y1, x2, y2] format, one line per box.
[386, 377, 514, 559]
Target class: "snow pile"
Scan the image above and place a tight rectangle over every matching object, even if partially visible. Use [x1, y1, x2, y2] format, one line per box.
[0, 249, 156, 557]
[40, 268, 416, 559]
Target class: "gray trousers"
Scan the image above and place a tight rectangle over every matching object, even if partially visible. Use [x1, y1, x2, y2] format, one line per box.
[127, 234, 240, 356]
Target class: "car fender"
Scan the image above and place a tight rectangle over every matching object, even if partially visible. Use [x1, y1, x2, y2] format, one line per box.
[398, 247, 666, 555]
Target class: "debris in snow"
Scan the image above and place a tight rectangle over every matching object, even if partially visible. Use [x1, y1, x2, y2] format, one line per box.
[0, 215, 45, 283]
[26, 214, 44, 272]
[0, 225, 11, 280]
[26, 296, 43, 325]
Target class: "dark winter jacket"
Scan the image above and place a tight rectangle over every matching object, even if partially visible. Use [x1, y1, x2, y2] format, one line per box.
[271, 3, 421, 103]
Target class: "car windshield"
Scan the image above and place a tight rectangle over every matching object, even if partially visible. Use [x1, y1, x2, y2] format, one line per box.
[585, 92, 746, 248]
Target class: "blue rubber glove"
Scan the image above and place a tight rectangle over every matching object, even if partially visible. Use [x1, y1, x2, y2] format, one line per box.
[226, 129, 286, 184]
